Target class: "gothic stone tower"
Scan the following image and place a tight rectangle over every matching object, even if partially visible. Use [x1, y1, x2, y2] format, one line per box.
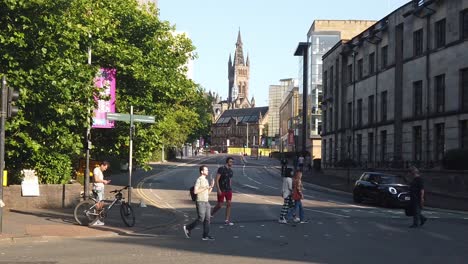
[228, 30, 251, 108]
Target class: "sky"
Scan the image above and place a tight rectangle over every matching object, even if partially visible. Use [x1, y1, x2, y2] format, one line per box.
[158, 0, 410, 107]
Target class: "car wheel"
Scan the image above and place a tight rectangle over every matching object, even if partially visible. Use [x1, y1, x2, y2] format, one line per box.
[353, 192, 362, 203]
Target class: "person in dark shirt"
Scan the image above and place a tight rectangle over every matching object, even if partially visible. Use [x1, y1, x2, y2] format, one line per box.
[409, 166, 427, 228]
[211, 157, 235, 226]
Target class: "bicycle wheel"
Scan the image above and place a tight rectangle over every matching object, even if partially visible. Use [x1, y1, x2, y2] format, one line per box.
[120, 202, 135, 227]
[74, 200, 98, 226]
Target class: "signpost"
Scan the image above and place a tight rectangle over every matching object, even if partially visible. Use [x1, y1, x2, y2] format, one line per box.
[106, 106, 155, 203]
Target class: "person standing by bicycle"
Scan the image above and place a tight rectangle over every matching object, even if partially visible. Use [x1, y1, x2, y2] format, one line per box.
[92, 161, 110, 226]
[183, 165, 215, 240]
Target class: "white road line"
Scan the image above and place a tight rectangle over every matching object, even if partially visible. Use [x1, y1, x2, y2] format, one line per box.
[243, 184, 259, 190]
[304, 208, 350, 218]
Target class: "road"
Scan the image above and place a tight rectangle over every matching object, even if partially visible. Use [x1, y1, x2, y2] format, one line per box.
[1, 155, 468, 264]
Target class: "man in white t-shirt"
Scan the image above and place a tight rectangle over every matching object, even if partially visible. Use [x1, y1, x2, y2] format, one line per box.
[183, 165, 215, 240]
[92, 161, 110, 226]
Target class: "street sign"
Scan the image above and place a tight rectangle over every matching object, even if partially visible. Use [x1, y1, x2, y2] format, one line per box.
[106, 113, 155, 123]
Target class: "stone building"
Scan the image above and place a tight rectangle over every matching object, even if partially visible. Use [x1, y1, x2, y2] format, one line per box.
[211, 107, 269, 151]
[279, 85, 301, 152]
[268, 78, 297, 143]
[321, 0, 468, 168]
[212, 30, 255, 123]
[299, 20, 377, 158]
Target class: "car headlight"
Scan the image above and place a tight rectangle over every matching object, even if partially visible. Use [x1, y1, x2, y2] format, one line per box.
[388, 187, 397, 195]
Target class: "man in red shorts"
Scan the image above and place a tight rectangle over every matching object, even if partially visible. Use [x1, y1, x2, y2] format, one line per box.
[211, 157, 234, 225]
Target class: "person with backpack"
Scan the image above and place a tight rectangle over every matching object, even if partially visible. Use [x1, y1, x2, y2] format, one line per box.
[183, 165, 215, 240]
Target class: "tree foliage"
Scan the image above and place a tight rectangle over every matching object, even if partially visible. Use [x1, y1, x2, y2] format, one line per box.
[0, 0, 212, 183]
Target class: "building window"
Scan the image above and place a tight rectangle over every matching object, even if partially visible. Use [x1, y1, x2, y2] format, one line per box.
[413, 28, 423, 56]
[381, 91, 387, 122]
[380, 130, 387, 162]
[435, 19, 446, 48]
[369, 52, 375, 75]
[462, 9, 468, 39]
[329, 138, 333, 164]
[323, 70, 328, 97]
[413, 126, 422, 161]
[323, 110, 327, 133]
[462, 68, 468, 111]
[330, 66, 334, 96]
[357, 59, 363, 79]
[357, 99, 363, 127]
[413, 80, 423, 116]
[461, 121, 468, 149]
[435, 74, 445, 113]
[329, 107, 333, 132]
[348, 102, 352, 128]
[381, 46, 388, 68]
[323, 139, 327, 162]
[368, 132, 374, 162]
[435, 123, 445, 161]
[357, 134, 362, 163]
[368, 95, 374, 125]
[347, 64, 353, 85]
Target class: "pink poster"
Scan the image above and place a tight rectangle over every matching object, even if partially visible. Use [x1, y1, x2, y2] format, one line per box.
[92, 68, 116, 128]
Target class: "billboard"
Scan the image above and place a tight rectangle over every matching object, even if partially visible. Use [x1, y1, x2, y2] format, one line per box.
[92, 68, 116, 128]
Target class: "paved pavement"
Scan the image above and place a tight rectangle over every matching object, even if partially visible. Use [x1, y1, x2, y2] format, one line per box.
[1, 154, 467, 243]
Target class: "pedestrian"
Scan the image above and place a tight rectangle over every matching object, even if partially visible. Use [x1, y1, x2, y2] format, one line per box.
[183, 165, 215, 240]
[211, 157, 235, 226]
[278, 168, 293, 224]
[408, 166, 427, 228]
[288, 170, 308, 223]
[92, 161, 111, 226]
[298, 155, 304, 171]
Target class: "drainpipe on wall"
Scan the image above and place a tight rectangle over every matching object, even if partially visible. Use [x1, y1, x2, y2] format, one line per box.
[352, 51, 357, 161]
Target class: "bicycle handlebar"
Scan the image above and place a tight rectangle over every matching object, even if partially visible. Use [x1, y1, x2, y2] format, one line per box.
[110, 185, 130, 194]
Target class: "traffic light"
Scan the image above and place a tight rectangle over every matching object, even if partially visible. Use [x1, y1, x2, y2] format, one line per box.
[7, 87, 19, 118]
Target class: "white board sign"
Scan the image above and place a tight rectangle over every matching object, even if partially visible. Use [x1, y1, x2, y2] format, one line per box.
[21, 169, 40, 197]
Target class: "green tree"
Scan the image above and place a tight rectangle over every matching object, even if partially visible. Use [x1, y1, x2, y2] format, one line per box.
[0, 0, 211, 183]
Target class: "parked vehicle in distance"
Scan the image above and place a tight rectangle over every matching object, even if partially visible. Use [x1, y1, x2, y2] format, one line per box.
[353, 172, 411, 207]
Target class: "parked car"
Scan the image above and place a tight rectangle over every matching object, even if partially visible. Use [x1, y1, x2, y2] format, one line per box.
[353, 172, 411, 207]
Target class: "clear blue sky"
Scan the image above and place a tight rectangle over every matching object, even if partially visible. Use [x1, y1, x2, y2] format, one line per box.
[159, 0, 410, 107]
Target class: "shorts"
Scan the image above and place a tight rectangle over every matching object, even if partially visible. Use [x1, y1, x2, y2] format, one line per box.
[217, 191, 233, 203]
[93, 187, 104, 201]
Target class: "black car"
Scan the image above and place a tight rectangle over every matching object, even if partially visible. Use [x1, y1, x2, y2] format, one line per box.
[353, 172, 411, 207]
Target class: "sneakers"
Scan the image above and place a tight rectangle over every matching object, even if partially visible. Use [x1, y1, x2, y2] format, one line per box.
[202, 236, 215, 241]
[224, 220, 234, 226]
[183, 225, 191, 238]
[420, 217, 427, 226]
[278, 218, 288, 224]
[294, 217, 300, 223]
[91, 219, 105, 226]
[299, 220, 309, 224]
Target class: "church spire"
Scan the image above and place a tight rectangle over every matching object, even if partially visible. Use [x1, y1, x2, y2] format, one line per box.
[246, 53, 250, 66]
[236, 28, 242, 45]
[235, 28, 244, 65]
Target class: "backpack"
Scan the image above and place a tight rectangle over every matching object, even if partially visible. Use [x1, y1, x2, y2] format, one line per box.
[189, 186, 197, 201]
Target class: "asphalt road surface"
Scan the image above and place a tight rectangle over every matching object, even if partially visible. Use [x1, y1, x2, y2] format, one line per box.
[1, 154, 468, 264]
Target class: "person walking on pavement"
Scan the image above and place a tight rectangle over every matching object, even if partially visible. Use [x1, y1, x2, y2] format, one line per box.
[278, 168, 293, 224]
[409, 166, 427, 228]
[183, 165, 215, 240]
[298, 155, 304, 171]
[288, 170, 308, 224]
[92, 161, 111, 226]
[211, 157, 235, 226]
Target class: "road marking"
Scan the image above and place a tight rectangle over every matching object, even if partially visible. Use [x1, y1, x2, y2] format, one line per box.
[243, 184, 259, 190]
[304, 208, 350, 218]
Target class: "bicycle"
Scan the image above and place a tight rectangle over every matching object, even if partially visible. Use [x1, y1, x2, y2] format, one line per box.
[74, 185, 135, 227]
